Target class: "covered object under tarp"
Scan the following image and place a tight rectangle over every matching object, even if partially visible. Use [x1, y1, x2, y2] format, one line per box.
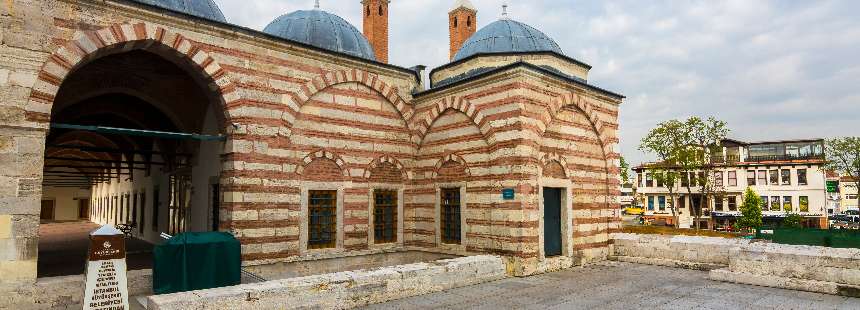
[153, 232, 241, 294]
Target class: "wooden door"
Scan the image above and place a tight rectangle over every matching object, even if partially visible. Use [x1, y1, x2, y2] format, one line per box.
[40, 200, 55, 220]
[543, 188, 562, 257]
[78, 199, 90, 219]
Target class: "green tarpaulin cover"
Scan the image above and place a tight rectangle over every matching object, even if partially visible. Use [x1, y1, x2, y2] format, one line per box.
[153, 232, 241, 294]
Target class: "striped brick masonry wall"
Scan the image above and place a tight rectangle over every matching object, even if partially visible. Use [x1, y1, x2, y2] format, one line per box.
[0, 0, 622, 284]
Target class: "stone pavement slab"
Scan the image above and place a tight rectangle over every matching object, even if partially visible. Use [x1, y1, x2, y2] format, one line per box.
[361, 261, 860, 310]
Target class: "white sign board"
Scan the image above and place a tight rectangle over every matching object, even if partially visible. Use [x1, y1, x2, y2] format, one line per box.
[82, 225, 130, 310]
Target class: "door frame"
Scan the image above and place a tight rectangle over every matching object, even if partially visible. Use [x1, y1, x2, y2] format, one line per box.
[538, 178, 572, 259]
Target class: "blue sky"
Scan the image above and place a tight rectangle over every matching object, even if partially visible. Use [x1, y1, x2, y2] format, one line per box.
[213, 0, 860, 165]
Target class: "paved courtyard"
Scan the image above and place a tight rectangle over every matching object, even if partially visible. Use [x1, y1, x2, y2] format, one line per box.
[362, 261, 860, 310]
[38, 221, 153, 277]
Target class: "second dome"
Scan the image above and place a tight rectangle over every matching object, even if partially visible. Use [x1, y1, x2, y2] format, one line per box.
[452, 19, 564, 62]
[263, 10, 376, 61]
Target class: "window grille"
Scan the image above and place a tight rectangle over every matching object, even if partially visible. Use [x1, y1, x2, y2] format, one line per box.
[441, 188, 461, 244]
[309, 190, 337, 249]
[374, 190, 398, 244]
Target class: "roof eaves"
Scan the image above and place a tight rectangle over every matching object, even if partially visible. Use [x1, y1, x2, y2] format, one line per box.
[429, 51, 593, 78]
[115, 0, 420, 83]
[415, 61, 625, 100]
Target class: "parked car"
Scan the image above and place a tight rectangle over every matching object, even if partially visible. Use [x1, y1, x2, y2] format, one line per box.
[624, 206, 644, 215]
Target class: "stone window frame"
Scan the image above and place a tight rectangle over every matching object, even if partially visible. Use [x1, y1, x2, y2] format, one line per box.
[367, 186, 405, 250]
[300, 183, 346, 256]
[537, 176, 574, 259]
[434, 182, 467, 253]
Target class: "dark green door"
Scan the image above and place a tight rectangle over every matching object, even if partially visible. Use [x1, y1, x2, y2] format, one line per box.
[543, 187, 562, 257]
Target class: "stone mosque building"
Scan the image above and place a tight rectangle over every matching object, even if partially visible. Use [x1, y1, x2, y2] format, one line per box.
[0, 0, 622, 293]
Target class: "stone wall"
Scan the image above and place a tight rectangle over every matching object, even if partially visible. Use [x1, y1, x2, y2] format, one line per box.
[710, 243, 860, 297]
[0, 0, 622, 286]
[147, 255, 506, 310]
[610, 233, 751, 270]
[0, 269, 152, 309]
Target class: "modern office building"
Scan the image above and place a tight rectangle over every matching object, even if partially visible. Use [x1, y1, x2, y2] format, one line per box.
[634, 139, 828, 229]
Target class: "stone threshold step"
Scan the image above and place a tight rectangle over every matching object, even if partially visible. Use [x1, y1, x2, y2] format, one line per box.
[709, 268, 860, 297]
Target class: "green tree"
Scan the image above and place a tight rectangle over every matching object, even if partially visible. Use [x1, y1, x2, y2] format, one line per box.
[682, 117, 729, 230]
[825, 137, 860, 209]
[782, 213, 803, 229]
[639, 120, 687, 228]
[738, 187, 763, 231]
[619, 157, 631, 185]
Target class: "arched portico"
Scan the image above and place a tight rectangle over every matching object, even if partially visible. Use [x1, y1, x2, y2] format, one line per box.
[27, 22, 240, 278]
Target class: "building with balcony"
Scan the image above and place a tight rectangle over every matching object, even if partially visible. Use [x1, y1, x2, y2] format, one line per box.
[634, 139, 828, 229]
[840, 177, 859, 212]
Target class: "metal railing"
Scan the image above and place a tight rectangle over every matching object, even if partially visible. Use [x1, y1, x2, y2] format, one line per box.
[745, 154, 824, 162]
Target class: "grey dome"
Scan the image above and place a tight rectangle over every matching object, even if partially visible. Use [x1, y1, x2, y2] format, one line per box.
[452, 19, 563, 62]
[263, 10, 376, 61]
[131, 0, 227, 22]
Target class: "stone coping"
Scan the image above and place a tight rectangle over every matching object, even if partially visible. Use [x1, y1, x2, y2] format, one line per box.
[146, 255, 507, 310]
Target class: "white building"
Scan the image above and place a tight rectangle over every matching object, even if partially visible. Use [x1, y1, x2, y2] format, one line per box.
[840, 177, 859, 212]
[634, 139, 828, 229]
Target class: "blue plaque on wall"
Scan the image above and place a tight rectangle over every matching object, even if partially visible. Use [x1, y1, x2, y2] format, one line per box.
[502, 188, 515, 200]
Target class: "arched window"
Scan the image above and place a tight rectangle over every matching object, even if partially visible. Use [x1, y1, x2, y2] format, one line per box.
[467, 16, 471, 27]
[378, 5, 383, 16]
[453, 17, 458, 27]
[366, 6, 370, 16]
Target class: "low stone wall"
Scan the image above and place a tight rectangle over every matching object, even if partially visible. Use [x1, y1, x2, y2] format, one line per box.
[0, 269, 152, 309]
[147, 255, 507, 310]
[245, 250, 457, 281]
[710, 243, 860, 297]
[610, 233, 751, 270]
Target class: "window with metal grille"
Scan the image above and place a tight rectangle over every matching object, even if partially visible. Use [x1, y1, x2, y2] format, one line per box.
[440, 188, 461, 244]
[308, 190, 337, 249]
[374, 190, 397, 244]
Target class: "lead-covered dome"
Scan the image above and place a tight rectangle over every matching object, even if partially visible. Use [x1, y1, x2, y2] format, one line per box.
[452, 19, 563, 62]
[263, 10, 376, 61]
[131, 0, 227, 22]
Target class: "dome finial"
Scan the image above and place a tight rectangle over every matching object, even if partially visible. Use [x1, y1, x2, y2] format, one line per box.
[501, 3, 509, 19]
[314, 0, 320, 9]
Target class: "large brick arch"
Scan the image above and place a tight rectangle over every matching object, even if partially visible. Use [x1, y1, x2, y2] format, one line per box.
[413, 96, 492, 146]
[552, 90, 610, 150]
[289, 69, 415, 129]
[25, 22, 240, 127]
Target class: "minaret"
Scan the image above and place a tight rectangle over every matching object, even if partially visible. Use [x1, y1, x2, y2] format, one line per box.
[449, 0, 477, 60]
[362, 0, 390, 63]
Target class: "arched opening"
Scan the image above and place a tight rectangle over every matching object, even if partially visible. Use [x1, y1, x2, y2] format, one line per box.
[38, 45, 227, 277]
[454, 17, 459, 28]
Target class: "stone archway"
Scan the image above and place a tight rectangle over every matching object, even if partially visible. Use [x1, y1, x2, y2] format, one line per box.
[24, 22, 243, 279]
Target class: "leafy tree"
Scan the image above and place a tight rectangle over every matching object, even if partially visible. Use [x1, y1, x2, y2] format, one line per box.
[682, 117, 729, 230]
[825, 137, 860, 209]
[639, 120, 687, 228]
[738, 187, 763, 231]
[782, 213, 803, 229]
[619, 157, 631, 185]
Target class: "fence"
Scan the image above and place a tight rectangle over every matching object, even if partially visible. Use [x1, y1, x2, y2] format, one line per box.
[757, 228, 860, 248]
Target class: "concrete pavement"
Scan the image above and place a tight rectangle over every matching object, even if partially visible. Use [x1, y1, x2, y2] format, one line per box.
[361, 261, 860, 309]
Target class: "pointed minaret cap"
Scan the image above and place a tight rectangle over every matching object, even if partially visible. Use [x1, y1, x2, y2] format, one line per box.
[452, 0, 476, 11]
